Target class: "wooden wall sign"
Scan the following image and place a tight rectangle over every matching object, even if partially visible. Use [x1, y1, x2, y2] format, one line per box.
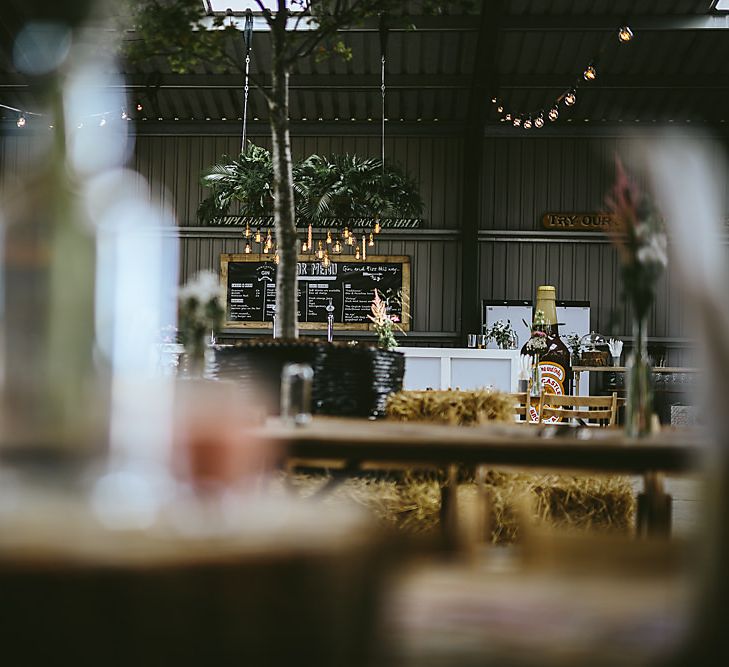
[541, 212, 617, 232]
[220, 254, 411, 330]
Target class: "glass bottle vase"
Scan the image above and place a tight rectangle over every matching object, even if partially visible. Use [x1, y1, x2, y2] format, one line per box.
[625, 315, 653, 437]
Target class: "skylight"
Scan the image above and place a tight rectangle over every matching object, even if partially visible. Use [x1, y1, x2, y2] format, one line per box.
[204, 1, 296, 13]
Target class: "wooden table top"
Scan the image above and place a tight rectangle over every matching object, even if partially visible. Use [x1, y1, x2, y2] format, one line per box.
[257, 417, 705, 475]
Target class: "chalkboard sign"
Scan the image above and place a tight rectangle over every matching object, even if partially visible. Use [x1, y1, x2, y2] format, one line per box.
[220, 254, 411, 330]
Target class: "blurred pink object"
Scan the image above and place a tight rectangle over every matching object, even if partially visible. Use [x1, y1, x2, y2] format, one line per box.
[172, 381, 276, 494]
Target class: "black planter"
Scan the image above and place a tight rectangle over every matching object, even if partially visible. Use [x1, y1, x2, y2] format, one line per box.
[212, 340, 404, 418]
[314, 346, 405, 418]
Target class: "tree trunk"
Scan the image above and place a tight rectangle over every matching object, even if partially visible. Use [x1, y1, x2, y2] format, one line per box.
[269, 18, 298, 339]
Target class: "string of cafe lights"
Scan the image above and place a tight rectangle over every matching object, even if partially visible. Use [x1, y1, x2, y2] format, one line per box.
[491, 24, 634, 129]
[0, 101, 139, 128]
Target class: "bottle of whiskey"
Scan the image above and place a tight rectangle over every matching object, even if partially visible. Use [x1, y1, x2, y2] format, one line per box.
[521, 285, 572, 421]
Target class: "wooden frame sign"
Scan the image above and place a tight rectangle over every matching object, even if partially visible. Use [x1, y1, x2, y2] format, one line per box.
[220, 254, 411, 331]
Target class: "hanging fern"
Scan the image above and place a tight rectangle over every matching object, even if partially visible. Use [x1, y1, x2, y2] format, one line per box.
[199, 146, 423, 225]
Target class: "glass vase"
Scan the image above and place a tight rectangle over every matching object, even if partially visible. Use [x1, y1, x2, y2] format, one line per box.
[625, 315, 653, 437]
[529, 354, 542, 398]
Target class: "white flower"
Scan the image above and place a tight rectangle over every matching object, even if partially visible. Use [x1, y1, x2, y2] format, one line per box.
[636, 232, 668, 268]
[179, 270, 225, 305]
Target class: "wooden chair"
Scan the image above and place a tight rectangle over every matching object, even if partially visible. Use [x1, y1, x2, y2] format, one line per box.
[537, 392, 619, 427]
[510, 392, 532, 422]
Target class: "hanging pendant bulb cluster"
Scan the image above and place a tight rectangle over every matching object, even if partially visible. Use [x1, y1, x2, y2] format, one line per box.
[491, 24, 634, 130]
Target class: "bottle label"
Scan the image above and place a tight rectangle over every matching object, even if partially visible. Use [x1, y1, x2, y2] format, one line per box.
[530, 361, 567, 423]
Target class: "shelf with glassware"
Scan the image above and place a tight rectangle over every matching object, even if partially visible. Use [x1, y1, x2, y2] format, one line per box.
[572, 366, 700, 396]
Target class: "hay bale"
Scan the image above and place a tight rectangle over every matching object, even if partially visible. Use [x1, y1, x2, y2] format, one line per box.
[280, 471, 636, 544]
[385, 389, 515, 426]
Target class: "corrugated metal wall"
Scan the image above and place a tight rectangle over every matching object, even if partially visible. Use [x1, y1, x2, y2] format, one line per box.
[2, 130, 721, 358]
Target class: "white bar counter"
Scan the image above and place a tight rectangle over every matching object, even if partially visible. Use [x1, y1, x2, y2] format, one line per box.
[396, 347, 520, 393]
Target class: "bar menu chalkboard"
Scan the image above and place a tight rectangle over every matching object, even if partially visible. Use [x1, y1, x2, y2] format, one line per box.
[220, 254, 411, 330]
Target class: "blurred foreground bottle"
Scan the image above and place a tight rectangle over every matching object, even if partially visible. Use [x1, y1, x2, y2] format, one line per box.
[0, 82, 105, 457]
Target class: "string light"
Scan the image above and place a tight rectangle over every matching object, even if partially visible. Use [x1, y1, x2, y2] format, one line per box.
[534, 114, 545, 128]
[326, 230, 332, 245]
[523, 118, 532, 129]
[99, 117, 106, 127]
[347, 233, 355, 247]
[244, 241, 252, 254]
[302, 241, 309, 253]
[16, 114, 26, 128]
[307, 223, 313, 250]
[343, 226, 350, 239]
[368, 233, 375, 247]
[121, 109, 128, 120]
[513, 117, 521, 127]
[333, 238, 342, 253]
[583, 64, 597, 81]
[618, 26, 633, 43]
[496, 105, 504, 113]
[548, 107, 559, 121]
[244, 222, 251, 238]
[316, 240, 324, 260]
[136, 103, 143, 111]
[361, 235, 367, 261]
[374, 220, 381, 234]
[254, 228, 261, 243]
[355, 245, 361, 260]
[564, 90, 577, 106]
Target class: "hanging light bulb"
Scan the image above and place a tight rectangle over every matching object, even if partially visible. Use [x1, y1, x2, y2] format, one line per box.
[564, 90, 577, 106]
[333, 238, 342, 254]
[374, 219, 381, 234]
[361, 235, 367, 261]
[368, 233, 375, 247]
[254, 228, 261, 243]
[16, 114, 26, 128]
[347, 233, 355, 247]
[491, 97, 497, 104]
[307, 223, 313, 250]
[355, 245, 361, 260]
[77, 122, 83, 129]
[504, 113, 511, 121]
[326, 230, 332, 245]
[265, 230, 273, 249]
[321, 252, 330, 269]
[548, 106, 559, 121]
[343, 226, 350, 239]
[99, 117, 107, 127]
[263, 244, 269, 254]
[136, 103, 143, 111]
[302, 241, 308, 253]
[534, 114, 545, 128]
[618, 26, 633, 43]
[244, 222, 251, 238]
[274, 252, 280, 265]
[583, 64, 597, 81]
[496, 105, 504, 114]
[316, 240, 324, 260]
[513, 117, 521, 127]
[523, 118, 533, 129]
[121, 109, 128, 120]
[244, 241, 252, 254]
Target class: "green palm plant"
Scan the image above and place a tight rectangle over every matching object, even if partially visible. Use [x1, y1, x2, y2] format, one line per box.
[200, 150, 423, 226]
[198, 143, 274, 222]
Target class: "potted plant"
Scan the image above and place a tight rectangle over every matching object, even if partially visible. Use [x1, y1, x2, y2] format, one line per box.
[485, 319, 518, 350]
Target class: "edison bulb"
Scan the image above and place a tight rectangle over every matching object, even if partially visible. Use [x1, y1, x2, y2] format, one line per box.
[374, 220, 381, 234]
[255, 229, 261, 243]
[326, 230, 332, 245]
[496, 105, 504, 113]
[355, 246, 361, 260]
[523, 118, 532, 129]
[583, 64, 597, 81]
[618, 26, 633, 43]
[244, 223, 251, 238]
[504, 113, 511, 121]
[564, 91, 576, 106]
[244, 242, 251, 254]
[513, 117, 521, 127]
[274, 253, 280, 265]
[368, 233, 375, 247]
[302, 241, 308, 253]
[16, 115, 26, 128]
[534, 115, 545, 128]
[548, 107, 559, 121]
[333, 239, 342, 253]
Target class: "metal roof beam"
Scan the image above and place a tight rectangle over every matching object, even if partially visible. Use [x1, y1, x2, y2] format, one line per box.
[501, 14, 729, 32]
[0, 73, 471, 90]
[500, 74, 729, 90]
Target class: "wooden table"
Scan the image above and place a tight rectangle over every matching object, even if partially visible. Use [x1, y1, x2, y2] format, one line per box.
[258, 417, 705, 538]
[572, 365, 700, 395]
